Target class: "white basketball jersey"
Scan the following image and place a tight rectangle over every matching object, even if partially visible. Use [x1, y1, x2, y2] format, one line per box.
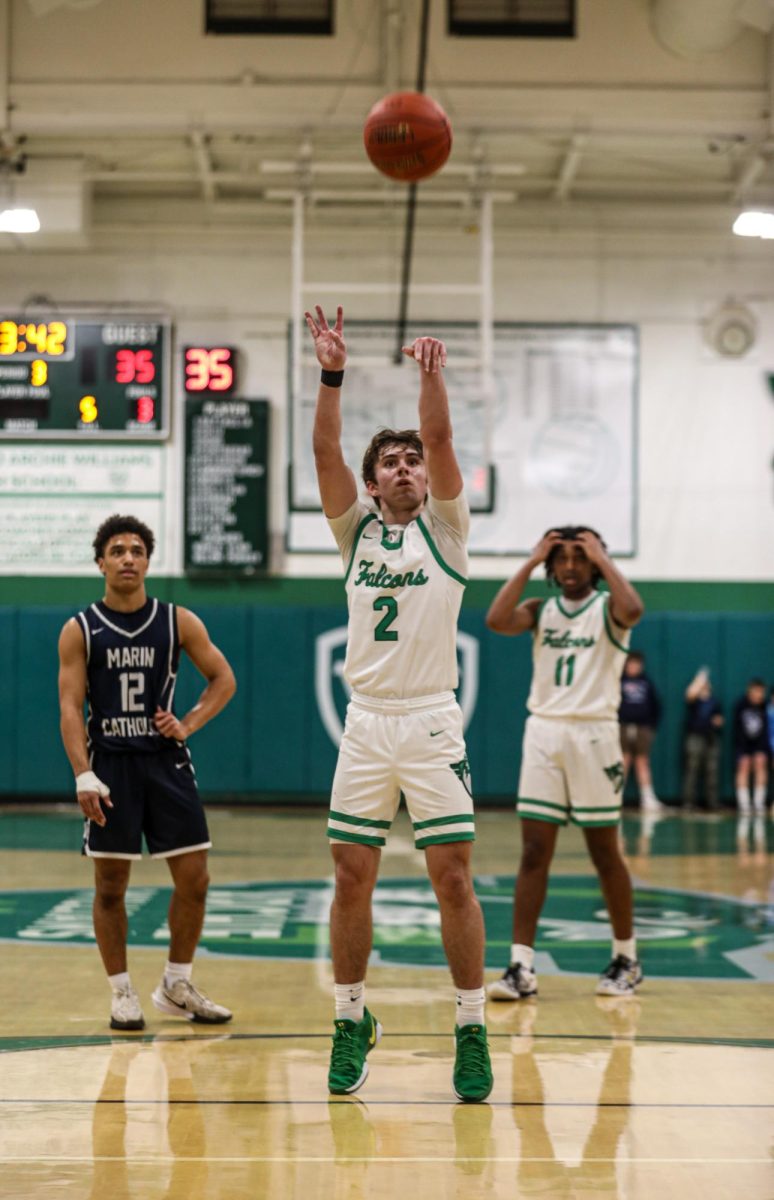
[527, 592, 631, 721]
[328, 494, 468, 700]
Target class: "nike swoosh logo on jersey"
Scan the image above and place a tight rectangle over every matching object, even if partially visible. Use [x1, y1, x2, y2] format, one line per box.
[91, 628, 105, 635]
[175, 762, 188, 769]
[429, 730, 445, 737]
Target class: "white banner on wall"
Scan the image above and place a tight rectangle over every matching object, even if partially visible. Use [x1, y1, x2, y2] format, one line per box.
[288, 323, 637, 556]
[0, 445, 166, 573]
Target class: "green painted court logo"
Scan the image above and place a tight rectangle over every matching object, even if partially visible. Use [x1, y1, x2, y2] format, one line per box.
[2, 877, 773, 981]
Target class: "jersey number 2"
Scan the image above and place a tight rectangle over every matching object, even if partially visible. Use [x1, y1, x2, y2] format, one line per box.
[554, 654, 576, 687]
[373, 596, 398, 642]
[119, 671, 145, 713]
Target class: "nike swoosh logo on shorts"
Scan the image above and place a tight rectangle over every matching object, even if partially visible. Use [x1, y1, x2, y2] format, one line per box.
[175, 762, 187, 769]
[430, 730, 445, 737]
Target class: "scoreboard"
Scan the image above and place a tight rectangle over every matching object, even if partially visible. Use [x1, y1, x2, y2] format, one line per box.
[0, 314, 170, 439]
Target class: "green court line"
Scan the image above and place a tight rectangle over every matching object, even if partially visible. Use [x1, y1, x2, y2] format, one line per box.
[0, 1031, 772, 1055]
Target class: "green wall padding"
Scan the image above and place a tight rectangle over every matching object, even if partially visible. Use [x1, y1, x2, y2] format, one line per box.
[2, 604, 772, 803]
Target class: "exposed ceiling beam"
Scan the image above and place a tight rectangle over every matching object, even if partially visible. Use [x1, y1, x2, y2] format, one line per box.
[9, 82, 770, 139]
[84, 168, 761, 201]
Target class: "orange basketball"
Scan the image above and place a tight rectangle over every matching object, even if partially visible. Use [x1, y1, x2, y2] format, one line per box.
[363, 91, 452, 183]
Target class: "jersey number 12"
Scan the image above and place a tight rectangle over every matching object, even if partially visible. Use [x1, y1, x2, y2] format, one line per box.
[119, 671, 146, 713]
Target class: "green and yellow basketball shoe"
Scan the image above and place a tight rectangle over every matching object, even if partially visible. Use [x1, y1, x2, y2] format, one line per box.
[328, 1007, 382, 1095]
[453, 1024, 494, 1103]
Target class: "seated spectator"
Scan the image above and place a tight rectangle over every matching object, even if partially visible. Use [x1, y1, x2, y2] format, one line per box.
[733, 679, 769, 815]
[682, 668, 724, 812]
[619, 651, 664, 812]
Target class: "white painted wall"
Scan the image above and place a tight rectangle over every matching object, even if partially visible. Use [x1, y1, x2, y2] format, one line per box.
[0, 220, 772, 580]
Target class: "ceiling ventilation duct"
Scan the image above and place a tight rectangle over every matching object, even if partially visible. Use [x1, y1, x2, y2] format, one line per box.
[650, 0, 774, 57]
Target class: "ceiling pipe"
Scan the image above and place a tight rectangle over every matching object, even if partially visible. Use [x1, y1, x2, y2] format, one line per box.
[552, 134, 587, 201]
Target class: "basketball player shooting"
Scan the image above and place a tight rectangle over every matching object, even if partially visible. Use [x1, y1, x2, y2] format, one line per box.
[305, 303, 493, 1103]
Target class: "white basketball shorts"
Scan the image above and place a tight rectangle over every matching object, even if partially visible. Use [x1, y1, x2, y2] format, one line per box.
[517, 714, 624, 827]
[327, 691, 475, 850]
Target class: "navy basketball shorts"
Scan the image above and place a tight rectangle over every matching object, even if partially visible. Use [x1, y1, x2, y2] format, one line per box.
[736, 734, 769, 760]
[82, 747, 211, 860]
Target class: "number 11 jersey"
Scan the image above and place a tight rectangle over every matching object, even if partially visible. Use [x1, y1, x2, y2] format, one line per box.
[528, 592, 630, 721]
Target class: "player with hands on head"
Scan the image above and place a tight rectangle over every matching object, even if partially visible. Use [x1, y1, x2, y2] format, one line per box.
[58, 514, 236, 1032]
[305, 303, 492, 1104]
[486, 525, 645, 1002]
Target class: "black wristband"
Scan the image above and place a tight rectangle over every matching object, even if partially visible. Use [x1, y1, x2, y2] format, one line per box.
[321, 368, 344, 388]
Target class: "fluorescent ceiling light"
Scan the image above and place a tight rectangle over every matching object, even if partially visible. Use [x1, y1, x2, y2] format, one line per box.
[0, 207, 41, 233]
[732, 210, 774, 238]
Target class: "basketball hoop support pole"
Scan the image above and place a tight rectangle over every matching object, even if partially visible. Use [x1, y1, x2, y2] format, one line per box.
[393, 0, 432, 365]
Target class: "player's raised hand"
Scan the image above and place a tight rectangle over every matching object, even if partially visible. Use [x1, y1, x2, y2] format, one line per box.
[530, 530, 564, 565]
[573, 529, 608, 565]
[402, 337, 447, 373]
[305, 305, 347, 371]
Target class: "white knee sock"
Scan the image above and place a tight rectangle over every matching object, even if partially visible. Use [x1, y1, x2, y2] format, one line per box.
[334, 981, 365, 1023]
[753, 785, 767, 813]
[456, 987, 486, 1027]
[736, 787, 751, 814]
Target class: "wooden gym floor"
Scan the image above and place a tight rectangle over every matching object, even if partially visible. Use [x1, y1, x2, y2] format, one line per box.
[0, 804, 772, 1199]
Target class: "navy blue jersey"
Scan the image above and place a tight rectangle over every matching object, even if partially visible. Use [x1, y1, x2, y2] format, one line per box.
[619, 674, 662, 728]
[76, 597, 180, 754]
[733, 698, 768, 752]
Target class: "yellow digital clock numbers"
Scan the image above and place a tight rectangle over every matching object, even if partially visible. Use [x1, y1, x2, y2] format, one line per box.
[0, 320, 68, 357]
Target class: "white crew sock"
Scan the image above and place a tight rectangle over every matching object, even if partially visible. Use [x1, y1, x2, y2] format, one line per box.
[164, 961, 193, 985]
[510, 943, 535, 970]
[753, 785, 767, 813]
[108, 971, 131, 993]
[613, 937, 637, 962]
[456, 987, 486, 1027]
[736, 787, 751, 814]
[334, 981, 365, 1023]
